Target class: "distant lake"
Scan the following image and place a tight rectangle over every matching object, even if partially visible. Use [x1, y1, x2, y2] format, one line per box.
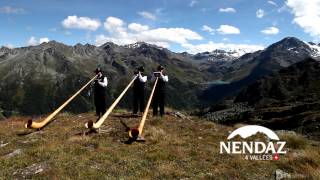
[200, 80, 230, 85]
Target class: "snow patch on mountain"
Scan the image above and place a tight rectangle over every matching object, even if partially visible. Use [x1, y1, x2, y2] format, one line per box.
[123, 42, 164, 50]
[306, 42, 320, 57]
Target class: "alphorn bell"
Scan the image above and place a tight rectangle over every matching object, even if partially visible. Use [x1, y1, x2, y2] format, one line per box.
[128, 77, 158, 140]
[25, 75, 97, 129]
[85, 76, 137, 129]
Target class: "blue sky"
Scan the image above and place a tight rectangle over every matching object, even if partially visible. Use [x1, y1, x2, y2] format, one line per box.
[0, 0, 319, 53]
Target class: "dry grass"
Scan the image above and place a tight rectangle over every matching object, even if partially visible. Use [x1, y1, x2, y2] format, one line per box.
[0, 111, 319, 179]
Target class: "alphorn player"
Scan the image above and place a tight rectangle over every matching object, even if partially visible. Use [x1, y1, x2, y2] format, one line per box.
[151, 65, 169, 117]
[133, 66, 147, 115]
[93, 68, 108, 121]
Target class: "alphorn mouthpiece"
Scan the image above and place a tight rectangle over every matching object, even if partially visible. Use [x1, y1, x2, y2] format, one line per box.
[25, 119, 33, 129]
[86, 120, 94, 129]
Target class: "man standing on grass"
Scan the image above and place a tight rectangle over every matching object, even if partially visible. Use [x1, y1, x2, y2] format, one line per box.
[152, 65, 169, 117]
[133, 66, 147, 115]
[93, 67, 108, 121]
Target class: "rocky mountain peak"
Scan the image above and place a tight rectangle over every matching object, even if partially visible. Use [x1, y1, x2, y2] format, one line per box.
[100, 42, 119, 49]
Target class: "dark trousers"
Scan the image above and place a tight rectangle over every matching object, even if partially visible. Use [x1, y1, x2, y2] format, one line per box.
[152, 92, 165, 117]
[133, 91, 145, 114]
[94, 94, 106, 118]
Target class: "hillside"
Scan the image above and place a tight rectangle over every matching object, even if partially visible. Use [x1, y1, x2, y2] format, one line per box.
[235, 58, 320, 106]
[204, 58, 320, 139]
[200, 37, 320, 104]
[234, 58, 320, 138]
[0, 41, 212, 116]
[0, 111, 319, 179]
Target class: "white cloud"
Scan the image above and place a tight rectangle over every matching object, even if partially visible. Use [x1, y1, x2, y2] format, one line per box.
[27, 36, 50, 46]
[202, 25, 215, 35]
[128, 23, 149, 32]
[97, 16, 202, 48]
[268, 1, 278, 7]
[182, 41, 264, 54]
[103, 16, 127, 37]
[189, 0, 198, 7]
[138, 28, 202, 44]
[96, 16, 262, 54]
[256, 9, 265, 18]
[286, 0, 320, 38]
[261, 26, 279, 35]
[138, 11, 156, 21]
[219, 7, 236, 13]
[39, 37, 50, 44]
[27, 36, 38, 46]
[216, 25, 240, 35]
[62, 15, 101, 31]
[0, 6, 25, 14]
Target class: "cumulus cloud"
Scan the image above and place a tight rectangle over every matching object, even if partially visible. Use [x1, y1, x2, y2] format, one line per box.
[189, 0, 198, 7]
[27, 36, 37, 46]
[182, 41, 264, 54]
[96, 16, 202, 48]
[39, 37, 50, 44]
[27, 36, 50, 46]
[95, 16, 262, 54]
[202, 25, 215, 35]
[128, 23, 149, 32]
[138, 11, 156, 20]
[0, 6, 25, 14]
[256, 9, 265, 18]
[261, 26, 279, 35]
[216, 25, 240, 35]
[103, 16, 127, 37]
[62, 15, 101, 31]
[268, 1, 278, 7]
[286, 0, 320, 38]
[219, 7, 236, 13]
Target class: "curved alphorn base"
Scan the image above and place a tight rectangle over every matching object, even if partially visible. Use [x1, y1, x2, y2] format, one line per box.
[127, 78, 158, 142]
[25, 75, 97, 129]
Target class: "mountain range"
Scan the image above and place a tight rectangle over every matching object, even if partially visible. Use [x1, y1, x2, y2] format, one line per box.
[200, 37, 320, 104]
[0, 41, 211, 116]
[0, 37, 320, 117]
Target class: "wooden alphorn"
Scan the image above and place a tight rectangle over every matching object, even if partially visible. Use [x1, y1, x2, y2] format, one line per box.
[25, 75, 97, 129]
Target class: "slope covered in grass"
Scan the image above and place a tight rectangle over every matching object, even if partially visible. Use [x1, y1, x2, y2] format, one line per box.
[0, 111, 319, 179]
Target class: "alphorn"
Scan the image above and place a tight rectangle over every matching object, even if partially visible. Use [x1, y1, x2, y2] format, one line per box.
[129, 77, 158, 139]
[25, 75, 97, 129]
[85, 76, 137, 129]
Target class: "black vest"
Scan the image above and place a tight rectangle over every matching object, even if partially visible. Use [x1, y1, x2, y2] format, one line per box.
[133, 75, 145, 92]
[94, 75, 106, 96]
[155, 77, 166, 93]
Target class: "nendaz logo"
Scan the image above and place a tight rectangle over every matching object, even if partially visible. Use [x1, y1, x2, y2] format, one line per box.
[220, 125, 287, 161]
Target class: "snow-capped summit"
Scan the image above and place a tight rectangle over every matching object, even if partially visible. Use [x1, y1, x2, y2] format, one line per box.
[123, 42, 164, 50]
[193, 49, 247, 62]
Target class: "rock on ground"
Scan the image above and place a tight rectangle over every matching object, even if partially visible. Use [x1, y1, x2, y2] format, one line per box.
[13, 163, 48, 178]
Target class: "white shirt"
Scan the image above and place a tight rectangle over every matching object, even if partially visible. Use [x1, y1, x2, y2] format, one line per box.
[133, 73, 147, 83]
[151, 72, 168, 82]
[97, 75, 108, 87]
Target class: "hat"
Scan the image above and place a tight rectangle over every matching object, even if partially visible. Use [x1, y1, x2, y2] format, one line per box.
[138, 66, 144, 72]
[94, 67, 103, 74]
[157, 65, 164, 71]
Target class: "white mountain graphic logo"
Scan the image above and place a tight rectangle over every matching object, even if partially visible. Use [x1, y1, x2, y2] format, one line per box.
[227, 125, 280, 140]
[220, 125, 287, 160]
